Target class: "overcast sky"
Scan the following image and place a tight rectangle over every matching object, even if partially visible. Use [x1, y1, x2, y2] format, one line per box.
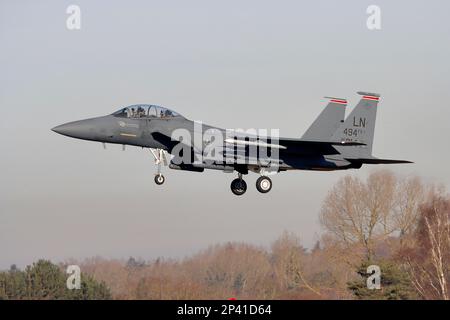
[1, 0, 449, 269]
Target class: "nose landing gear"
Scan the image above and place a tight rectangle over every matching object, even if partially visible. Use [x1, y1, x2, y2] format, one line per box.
[154, 174, 165, 185]
[150, 148, 167, 185]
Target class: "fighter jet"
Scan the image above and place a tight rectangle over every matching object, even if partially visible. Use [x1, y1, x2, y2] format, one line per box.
[52, 92, 411, 195]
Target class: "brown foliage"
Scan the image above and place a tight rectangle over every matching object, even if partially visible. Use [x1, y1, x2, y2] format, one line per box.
[61, 171, 448, 300]
[320, 170, 426, 261]
[72, 236, 354, 300]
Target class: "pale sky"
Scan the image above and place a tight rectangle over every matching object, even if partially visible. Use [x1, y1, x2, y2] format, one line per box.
[1, 0, 449, 269]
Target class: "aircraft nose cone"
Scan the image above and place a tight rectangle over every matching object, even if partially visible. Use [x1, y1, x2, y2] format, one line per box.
[51, 119, 98, 140]
[51, 124, 69, 135]
[52, 122, 83, 137]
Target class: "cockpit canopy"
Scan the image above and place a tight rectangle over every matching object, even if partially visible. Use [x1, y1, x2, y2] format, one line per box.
[112, 104, 182, 119]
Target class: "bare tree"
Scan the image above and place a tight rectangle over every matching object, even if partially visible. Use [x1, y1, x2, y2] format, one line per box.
[320, 171, 398, 261]
[271, 231, 322, 297]
[402, 193, 450, 300]
[393, 176, 426, 243]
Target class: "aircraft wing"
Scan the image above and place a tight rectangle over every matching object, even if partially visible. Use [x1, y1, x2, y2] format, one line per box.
[152, 131, 365, 157]
[277, 138, 365, 156]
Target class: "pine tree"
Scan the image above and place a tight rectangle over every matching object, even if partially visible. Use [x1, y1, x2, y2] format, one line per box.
[348, 260, 417, 300]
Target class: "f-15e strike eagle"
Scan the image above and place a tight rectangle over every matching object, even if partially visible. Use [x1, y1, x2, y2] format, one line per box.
[52, 91, 411, 195]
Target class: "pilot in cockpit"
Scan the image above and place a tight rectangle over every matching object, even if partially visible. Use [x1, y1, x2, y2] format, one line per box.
[137, 106, 145, 117]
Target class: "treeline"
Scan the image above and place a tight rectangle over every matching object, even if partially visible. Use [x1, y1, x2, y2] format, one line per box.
[71, 170, 450, 300]
[1, 170, 449, 300]
[0, 260, 111, 299]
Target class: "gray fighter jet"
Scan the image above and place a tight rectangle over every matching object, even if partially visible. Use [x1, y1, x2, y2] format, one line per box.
[52, 92, 411, 195]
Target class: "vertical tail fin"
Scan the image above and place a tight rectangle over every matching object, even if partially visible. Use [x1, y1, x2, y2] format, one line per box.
[331, 92, 380, 158]
[301, 97, 347, 141]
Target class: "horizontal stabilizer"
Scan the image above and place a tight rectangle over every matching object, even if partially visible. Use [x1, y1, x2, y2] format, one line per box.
[349, 158, 413, 164]
[332, 141, 366, 146]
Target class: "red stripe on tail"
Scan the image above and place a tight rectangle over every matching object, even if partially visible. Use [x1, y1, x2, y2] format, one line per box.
[362, 96, 379, 101]
[330, 99, 347, 105]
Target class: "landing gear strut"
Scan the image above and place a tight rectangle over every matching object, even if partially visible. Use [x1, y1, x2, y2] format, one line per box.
[150, 148, 167, 185]
[256, 176, 272, 193]
[230, 173, 247, 196]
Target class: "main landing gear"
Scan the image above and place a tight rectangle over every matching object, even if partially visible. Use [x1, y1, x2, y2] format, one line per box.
[256, 176, 272, 193]
[230, 173, 247, 196]
[150, 148, 167, 185]
[230, 174, 273, 196]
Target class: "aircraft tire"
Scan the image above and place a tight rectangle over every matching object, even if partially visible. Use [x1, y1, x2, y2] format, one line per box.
[154, 174, 165, 185]
[230, 178, 247, 196]
[256, 176, 272, 193]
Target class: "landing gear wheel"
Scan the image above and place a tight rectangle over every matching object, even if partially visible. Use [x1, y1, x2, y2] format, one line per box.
[230, 178, 247, 196]
[256, 176, 272, 193]
[154, 174, 165, 185]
